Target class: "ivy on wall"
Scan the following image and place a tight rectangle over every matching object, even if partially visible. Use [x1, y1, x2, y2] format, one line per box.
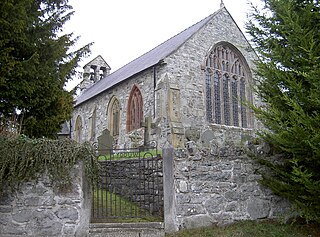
[0, 135, 99, 193]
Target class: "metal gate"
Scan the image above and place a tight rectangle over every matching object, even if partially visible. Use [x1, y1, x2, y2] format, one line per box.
[91, 144, 163, 222]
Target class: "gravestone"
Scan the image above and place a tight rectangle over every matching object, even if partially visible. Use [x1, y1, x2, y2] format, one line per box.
[185, 127, 201, 142]
[97, 128, 114, 155]
[141, 116, 156, 148]
[201, 130, 215, 147]
[129, 130, 143, 148]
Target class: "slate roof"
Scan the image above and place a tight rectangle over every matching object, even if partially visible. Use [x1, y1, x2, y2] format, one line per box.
[75, 8, 224, 107]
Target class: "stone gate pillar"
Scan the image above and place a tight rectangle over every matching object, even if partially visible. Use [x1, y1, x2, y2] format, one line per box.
[162, 144, 179, 233]
[155, 74, 184, 148]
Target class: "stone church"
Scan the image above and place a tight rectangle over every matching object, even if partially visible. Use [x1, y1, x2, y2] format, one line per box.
[71, 4, 289, 230]
[72, 4, 259, 148]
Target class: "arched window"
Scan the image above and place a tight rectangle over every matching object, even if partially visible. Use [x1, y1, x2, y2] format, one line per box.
[205, 43, 252, 127]
[89, 107, 96, 141]
[213, 71, 221, 124]
[108, 97, 120, 137]
[74, 115, 82, 143]
[223, 74, 230, 126]
[231, 76, 239, 127]
[127, 85, 143, 132]
[240, 78, 247, 128]
[205, 72, 213, 123]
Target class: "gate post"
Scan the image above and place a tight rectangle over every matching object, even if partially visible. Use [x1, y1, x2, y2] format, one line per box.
[162, 144, 178, 233]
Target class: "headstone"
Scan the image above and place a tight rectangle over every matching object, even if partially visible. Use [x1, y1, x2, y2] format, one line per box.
[129, 130, 143, 148]
[201, 130, 215, 147]
[97, 129, 114, 155]
[185, 128, 200, 141]
[141, 116, 156, 147]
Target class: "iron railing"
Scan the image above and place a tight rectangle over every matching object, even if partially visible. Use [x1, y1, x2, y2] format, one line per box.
[91, 143, 163, 222]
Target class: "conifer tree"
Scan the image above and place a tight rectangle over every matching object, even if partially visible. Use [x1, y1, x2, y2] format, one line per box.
[247, 0, 320, 221]
[0, 0, 92, 137]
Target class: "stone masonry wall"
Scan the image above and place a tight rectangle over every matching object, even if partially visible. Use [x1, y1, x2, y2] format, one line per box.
[72, 8, 263, 150]
[0, 164, 90, 237]
[172, 126, 290, 229]
[98, 156, 163, 215]
[161, 7, 261, 132]
[72, 68, 157, 148]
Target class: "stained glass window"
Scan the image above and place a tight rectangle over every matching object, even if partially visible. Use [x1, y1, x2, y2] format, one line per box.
[127, 85, 143, 132]
[204, 44, 251, 128]
[223, 74, 230, 125]
[214, 72, 221, 124]
[74, 115, 82, 143]
[232, 77, 239, 126]
[89, 107, 96, 140]
[240, 78, 247, 128]
[108, 97, 120, 137]
[205, 73, 213, 123]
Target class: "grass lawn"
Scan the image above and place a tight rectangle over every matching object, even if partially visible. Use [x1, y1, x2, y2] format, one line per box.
[91, 189, 162, 223]
[165, 220, 320, 237]
[98, 149, 162, 161]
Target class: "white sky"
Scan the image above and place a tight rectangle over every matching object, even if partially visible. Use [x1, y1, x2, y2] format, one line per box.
[64, 0, 261, 89]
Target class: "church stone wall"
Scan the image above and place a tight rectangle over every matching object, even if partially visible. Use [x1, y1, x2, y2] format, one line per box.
[70, 7, 289, 232]
[72, 8, 262, 150]
[72, 68, 157, 147]
[152, 8, 262, 150]
[169, 129, 290, 229]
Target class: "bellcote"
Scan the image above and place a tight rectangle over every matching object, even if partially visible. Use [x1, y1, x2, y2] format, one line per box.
[83, 55, 111, 83]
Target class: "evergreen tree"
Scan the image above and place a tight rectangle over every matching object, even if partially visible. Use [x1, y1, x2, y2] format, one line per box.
[0, 0, 92, 137]
[246, 0, 320, 221]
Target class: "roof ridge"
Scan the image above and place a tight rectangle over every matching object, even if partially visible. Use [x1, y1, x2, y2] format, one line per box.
[75, 8, 224, 106]
[113, 12, 215, 71]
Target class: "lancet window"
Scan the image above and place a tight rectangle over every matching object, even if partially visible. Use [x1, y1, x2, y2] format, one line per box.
[127, 85, 143, 132]
[205, 43, 252, 127]
[74, 115, 82, 143]
[89, 107, 96, 141]
[108, 97, 120, 137]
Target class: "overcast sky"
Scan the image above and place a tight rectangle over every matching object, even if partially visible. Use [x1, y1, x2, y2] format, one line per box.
[64, 0, 261, 89]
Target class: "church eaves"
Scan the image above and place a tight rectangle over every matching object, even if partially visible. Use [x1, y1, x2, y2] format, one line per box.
[75, 8, 225, 107]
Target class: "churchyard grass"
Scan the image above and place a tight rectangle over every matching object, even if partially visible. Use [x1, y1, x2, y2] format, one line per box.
[98, 149, 161, 161]
[92, 189, 161, 223]
[165, 219, 320, 237]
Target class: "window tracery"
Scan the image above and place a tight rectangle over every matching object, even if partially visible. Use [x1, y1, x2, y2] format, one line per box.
[213, 71, 221, 124]
[205, 43, 252, 128]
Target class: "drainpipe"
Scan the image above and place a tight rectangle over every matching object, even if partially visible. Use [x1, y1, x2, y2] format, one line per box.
[153, 65, 157, 119]
[69, 120, 72, 139]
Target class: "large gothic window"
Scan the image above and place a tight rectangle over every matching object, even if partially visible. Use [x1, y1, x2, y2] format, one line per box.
[74, 115, 82, 143]
[108, 97, 120, 137]
[205, 43, 252, 128]
[127, 85, 143, 132]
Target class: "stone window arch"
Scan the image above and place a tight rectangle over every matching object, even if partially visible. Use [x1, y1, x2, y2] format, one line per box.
[127, 85, 143, 132]
[74, 115, 83, 143]
[204, 43, 253, 128]
[107, 96, 120, 138]
[89, 107, 96, 141]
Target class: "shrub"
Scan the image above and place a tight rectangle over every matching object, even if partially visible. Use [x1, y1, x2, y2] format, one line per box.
[0, 135, 99, 193]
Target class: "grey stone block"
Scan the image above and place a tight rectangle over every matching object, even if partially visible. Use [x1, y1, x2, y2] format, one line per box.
[204, 195, 224, 214]
[182, 214, 213, 229]
[12, 209, 32, 223]
[55, 206, 79, 221]
[247, 198, 270, 219]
